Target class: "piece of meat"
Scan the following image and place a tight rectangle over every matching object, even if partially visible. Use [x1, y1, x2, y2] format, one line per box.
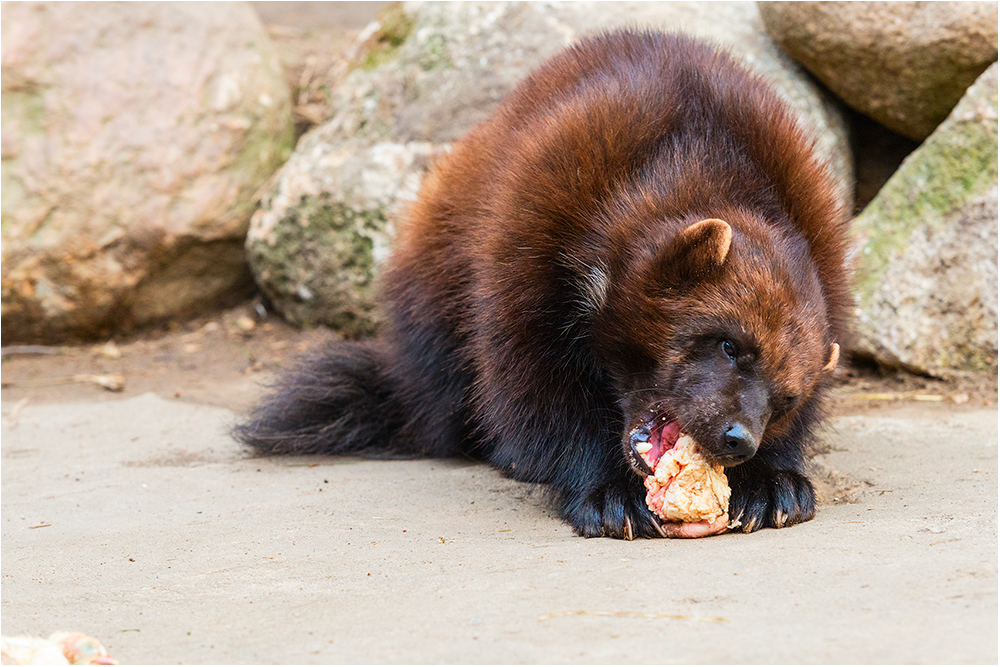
[0, 633, 116, 665]
[643, 434, 730, 525]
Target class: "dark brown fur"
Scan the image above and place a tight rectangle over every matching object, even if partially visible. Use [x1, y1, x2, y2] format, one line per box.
[236, 31, 852, 538]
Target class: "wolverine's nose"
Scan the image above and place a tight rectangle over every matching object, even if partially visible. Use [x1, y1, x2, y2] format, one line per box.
[721, 423, 758, 464]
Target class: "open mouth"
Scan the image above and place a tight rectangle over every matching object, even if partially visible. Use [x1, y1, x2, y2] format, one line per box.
[626, 406, 682, 477]
[624, 404, 733, 538]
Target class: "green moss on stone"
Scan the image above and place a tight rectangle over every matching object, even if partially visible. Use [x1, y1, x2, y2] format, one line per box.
[228, 108, 296, 225]
[361, 3, 415, 72]
[377, 3, 414, 47]
[853, 89, 998, 304]
[2, 88, 46, 135]
[248, 194, 387, 338]
[1, 87, 46, 231]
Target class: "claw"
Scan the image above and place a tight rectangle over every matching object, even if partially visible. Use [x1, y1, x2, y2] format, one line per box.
[624, 516, 634, 541]
[648, 514, 668, 538]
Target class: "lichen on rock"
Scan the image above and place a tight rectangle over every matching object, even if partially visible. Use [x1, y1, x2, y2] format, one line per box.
[245, 137, 443, 334]
[248, 194, 387, 338]
[851, 63, 998, 374]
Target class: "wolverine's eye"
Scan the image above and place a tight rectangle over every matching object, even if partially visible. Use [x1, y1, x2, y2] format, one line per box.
[721, 340, 738, 361]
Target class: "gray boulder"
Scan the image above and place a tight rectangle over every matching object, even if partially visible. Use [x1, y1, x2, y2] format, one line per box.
[760, 1, 999, 141]
[246, 139, 442, 337]
[1, 2, 294, 343]
[247, 1, 853, 333]
[851, 63, 998, 375]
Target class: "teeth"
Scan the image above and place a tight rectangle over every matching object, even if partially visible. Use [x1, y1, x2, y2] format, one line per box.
[635, 441, 652, 454]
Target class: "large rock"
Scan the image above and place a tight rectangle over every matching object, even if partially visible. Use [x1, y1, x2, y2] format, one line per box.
[1, 2, 294, 343]
[851, 63, 998, 375]
[247, 1, 853, 334]
[759, 1, 999, 141]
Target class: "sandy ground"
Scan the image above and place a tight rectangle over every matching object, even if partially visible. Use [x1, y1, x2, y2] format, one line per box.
[1, 300, 997, 664]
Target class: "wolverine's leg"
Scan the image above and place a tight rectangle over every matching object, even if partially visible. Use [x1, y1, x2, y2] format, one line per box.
[556, 446, 667, 540]
[727, 441, 816, 532]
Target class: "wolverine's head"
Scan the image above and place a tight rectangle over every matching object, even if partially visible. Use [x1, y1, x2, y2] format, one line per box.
[592, 212, 840, 477]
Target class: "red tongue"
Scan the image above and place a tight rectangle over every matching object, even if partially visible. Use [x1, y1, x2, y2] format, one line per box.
[658, 420, 681, 448]
[644, 419, 681, 470]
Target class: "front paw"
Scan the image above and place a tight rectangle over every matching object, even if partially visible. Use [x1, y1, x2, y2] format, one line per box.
[562, 481, 665, 539]
[728, 465, 815, 533]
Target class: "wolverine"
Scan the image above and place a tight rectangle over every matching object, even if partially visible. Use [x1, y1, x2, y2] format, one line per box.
[236, 30, 851, 539]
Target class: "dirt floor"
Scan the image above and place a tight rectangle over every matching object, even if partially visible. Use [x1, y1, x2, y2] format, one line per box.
[1, 300, 997, 664]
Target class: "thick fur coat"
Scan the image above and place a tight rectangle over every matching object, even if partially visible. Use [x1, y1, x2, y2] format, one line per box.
[236, 31, 852, 539]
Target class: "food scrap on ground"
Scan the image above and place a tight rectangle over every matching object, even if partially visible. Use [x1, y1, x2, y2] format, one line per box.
[1, 632, 116, 665]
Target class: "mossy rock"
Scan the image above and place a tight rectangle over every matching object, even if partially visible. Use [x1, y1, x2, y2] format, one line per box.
[851, 63, 998, 374]
[247, 194, 386, 338]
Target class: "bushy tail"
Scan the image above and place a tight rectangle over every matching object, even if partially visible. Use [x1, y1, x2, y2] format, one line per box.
[233, 339, 411, 457]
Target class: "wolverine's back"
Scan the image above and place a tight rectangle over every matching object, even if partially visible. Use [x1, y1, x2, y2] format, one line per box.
[386, 31, 850, 343]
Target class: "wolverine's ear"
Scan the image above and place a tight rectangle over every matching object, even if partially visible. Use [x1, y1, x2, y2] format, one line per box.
[661, 218, 733, 282]
[822, 343, 840, 372]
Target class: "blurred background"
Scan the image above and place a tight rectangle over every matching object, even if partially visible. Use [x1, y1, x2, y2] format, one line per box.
[1, 1, 997, 406]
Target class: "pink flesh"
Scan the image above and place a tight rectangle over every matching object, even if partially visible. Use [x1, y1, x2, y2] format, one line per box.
[640, 418, 728, 538]
[662, 513, 730, 538]
[647, 463, 729, 538]
[639, 418, 682, 470]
